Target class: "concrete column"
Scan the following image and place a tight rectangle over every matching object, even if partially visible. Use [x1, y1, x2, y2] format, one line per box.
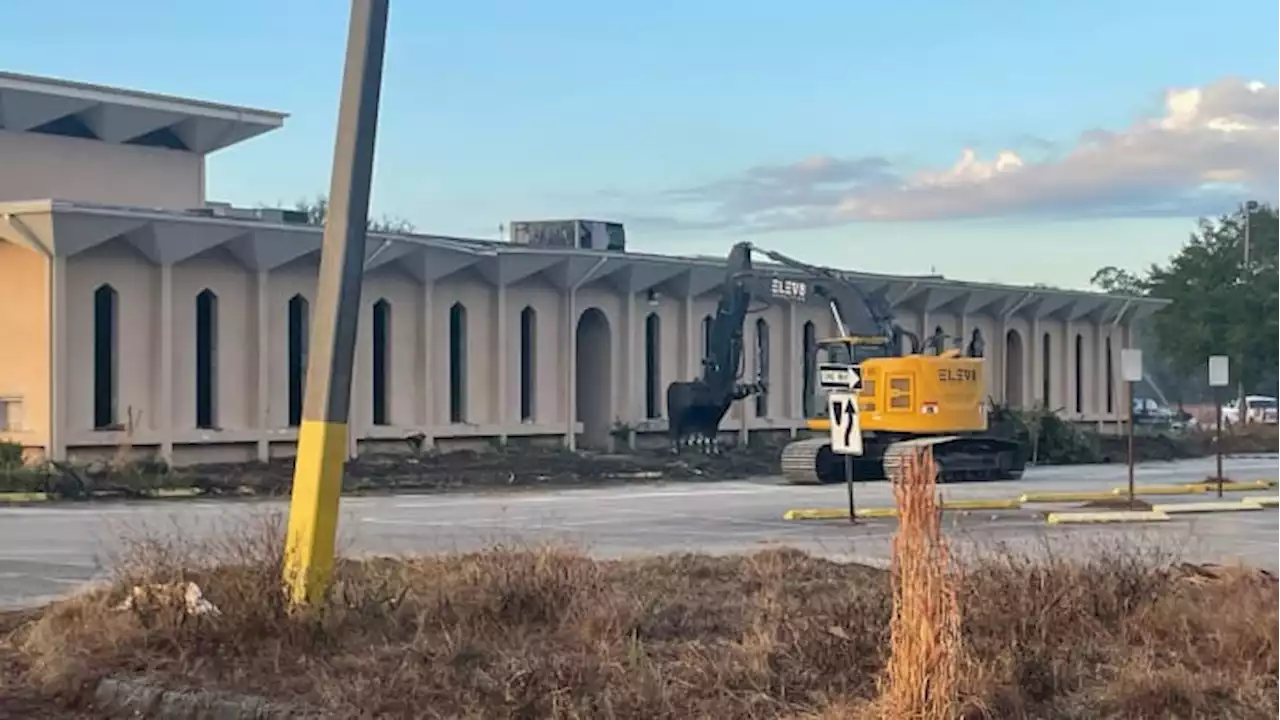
[738, 318, 752, 447]
[1095, 320, 1107, 423]
[680, 295, 695, 381]
[564, 290, 577, 449]
[1121, 321, 1134, 429]
[1029, 316, 1041, 408]
[996, 316, 1008, 404]
[48, 256, 67, 460]
[347, 302, 361, 460]
[494, 282, 508, 443]
[1063, 321, 1074, 416]
[622, 289, 637, 448]
[254, 271, 270, 461]
[158, 263, 173, 463]
[785, 303, 800, 437]
[417, 281, 435, 448]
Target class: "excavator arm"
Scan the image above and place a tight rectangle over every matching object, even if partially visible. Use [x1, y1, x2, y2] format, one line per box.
[736, 242, 920, 354]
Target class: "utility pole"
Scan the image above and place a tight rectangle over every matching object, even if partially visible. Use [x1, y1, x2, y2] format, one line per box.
[284, 0, 390, 608]
[1238, 200, 1258, 423]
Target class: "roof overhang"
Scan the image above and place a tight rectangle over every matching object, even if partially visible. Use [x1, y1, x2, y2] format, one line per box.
[0, 71, 286, 154]
[0, 199, 1172, 322]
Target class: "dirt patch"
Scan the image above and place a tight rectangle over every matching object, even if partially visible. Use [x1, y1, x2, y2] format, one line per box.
[4, 515, 1277, 719]
[0, 442, 786, 500]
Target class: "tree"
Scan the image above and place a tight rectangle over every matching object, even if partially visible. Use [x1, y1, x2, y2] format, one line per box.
[1088, 266, 1143, 296]
[289, 194, 416, 234]
[1093, 203, 1280, 403]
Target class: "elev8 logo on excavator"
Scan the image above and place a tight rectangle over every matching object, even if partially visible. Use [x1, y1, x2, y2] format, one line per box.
[937, 367, 978, 383]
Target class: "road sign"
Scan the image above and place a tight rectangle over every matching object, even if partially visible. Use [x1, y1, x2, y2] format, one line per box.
[1120, 348, 1143, 383]
[827, 391, 863, 455]
[1208, 355, 1230, 387]
[819, 363, 861, 391]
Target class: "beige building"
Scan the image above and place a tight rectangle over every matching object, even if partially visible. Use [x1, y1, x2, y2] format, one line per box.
[0, 72, 1166, 465]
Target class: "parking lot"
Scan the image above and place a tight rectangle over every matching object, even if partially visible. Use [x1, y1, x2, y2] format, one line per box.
[0, 455, 1276, 609]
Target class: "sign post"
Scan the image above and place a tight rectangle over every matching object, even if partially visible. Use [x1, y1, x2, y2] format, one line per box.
[1208, 355, 1230, 497]
[1120, 348, 1143, 509]
[825, 365, 863, 523]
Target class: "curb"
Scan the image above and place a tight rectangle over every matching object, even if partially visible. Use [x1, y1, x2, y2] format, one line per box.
[1242, 495, 1280, 508]
[1019, 490, 1119, 504]
[1152, 501, 1265, 515]
[1181, 480, 1275, 493]
[1115, 484, 1207, 496]
[93, 676, 322, 719]
[1045, 510, 1170, 525]
[782, 498, 1020, 521]
[0, 487, 212, 506]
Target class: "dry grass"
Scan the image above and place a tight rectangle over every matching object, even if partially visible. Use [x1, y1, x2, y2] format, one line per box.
[876, 448, 962, 719]
[3, 514, 1276, 719]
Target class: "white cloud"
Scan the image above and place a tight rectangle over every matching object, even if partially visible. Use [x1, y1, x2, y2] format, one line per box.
[652, 76, 1278, 229]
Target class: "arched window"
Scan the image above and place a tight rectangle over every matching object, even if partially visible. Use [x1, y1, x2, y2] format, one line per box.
[755, 318, 770, 417]
[93, 284, 119, 429]
[195, 289, 219, 429]
[287, 294, 310, 427]
[802, 321, 817, 417]
[520, 306, 536, 421]
[1041, 332, 1052, 405]
[1074, 334, 1084, 413]
[449, 302, 468, 422]
[644, 313, 661, 418]
[372, 299, 391, 425]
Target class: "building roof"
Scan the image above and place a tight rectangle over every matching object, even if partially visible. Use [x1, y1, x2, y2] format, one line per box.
[0, 198, 1169, 325]
[0, 71, 286, 154]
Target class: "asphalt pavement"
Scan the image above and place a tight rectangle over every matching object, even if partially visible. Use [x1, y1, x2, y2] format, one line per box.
[1, 455, 1276, 609]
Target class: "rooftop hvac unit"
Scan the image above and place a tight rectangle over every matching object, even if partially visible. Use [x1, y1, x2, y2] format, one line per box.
[256, 208, 312, 225]
[508, 219, 626, 252]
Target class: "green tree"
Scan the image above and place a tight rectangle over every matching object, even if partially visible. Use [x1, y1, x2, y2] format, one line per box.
[288, 194, 416, 234]
[1093, 203, 1279, 403]
[1088, 266, 1143, 296]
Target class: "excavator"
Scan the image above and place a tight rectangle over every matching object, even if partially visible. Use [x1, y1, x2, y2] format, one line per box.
[665, 242, 1027, 484]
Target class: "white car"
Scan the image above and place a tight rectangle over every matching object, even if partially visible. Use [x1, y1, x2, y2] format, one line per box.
[1221, 395, 1279, 426]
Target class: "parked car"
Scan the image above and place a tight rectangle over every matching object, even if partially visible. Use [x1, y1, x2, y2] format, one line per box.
[1221, 395, 1279, 426]
[1133, 397, 1188, 430]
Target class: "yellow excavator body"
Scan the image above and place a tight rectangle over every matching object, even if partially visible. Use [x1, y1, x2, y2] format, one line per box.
[780, 337, 1025, 484]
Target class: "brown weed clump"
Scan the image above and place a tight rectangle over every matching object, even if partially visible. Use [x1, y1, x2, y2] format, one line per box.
[3, 510, 1276, 719]
[875, 448, 962, 719]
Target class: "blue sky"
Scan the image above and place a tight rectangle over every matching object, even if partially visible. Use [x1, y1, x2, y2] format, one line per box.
[2, 0, 1276, 288]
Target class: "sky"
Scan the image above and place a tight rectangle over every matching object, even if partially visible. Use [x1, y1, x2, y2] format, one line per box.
[1, 0, 1276, 289]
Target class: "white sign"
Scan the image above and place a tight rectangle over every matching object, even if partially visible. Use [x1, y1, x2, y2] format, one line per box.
[827, 391, 863, 456]
[1120, 348, 1143, 383]
[819, 363, 861, 391]
[1208, 355, 1230, 387]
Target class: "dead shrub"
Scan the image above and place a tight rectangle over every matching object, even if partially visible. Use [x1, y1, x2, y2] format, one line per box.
[875, 447, 963, 720]
[5, 509, 1277, 719]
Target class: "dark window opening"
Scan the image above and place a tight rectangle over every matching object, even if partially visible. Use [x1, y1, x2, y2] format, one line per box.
[449, 302, 467, 423]
[701, 315, 714, 361]
[644, 313, 661, 418]
[1105, 337, 1114, 413]
[287, 295, 310, 427]
[372, 299, 391, 426]
[755, 318, 770, 417]
[520, 306, 536, 422]
[195, 289, 219, 429]
[1041, 332, 1052, 405]
[1074, 334, 1084, 413]
[802, 321, 817, 417]
[92, 284, 119, 429]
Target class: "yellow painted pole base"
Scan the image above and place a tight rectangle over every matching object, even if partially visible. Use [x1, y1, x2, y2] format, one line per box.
[284, 420, 349, 608]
